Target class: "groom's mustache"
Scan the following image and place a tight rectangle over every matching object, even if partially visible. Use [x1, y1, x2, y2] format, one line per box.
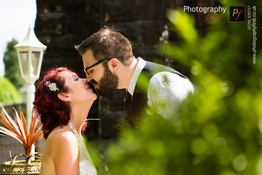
[90, 79, 98, 86]
[88, 81, 97, 92]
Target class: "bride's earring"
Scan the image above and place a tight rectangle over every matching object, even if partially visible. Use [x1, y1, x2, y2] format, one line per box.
[71, 102, 72, 108]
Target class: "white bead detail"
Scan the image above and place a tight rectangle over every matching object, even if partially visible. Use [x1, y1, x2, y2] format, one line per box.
[45, 81, 59, 91]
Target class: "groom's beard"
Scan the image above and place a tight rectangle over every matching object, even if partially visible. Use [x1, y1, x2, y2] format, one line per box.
[90, 66, 119, 96]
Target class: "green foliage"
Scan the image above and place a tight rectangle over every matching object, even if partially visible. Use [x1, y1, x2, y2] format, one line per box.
[4, 38, 25, 89]
[90, 0, 262, 174]
[0, 77, 22, 104]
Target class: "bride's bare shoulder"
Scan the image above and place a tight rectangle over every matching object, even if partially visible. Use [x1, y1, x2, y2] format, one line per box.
[45, 125, 77, 150]
[40, 125, 79, 175]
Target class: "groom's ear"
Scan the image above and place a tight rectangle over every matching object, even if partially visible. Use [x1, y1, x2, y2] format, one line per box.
[57, 93, 71, 102]
[108, 58, 119, 73]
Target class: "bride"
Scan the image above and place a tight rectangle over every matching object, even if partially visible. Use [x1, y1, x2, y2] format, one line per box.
[33, 67, 97, 175]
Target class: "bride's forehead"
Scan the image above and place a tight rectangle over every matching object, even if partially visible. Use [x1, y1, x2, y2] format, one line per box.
[58, 71, 77, 79]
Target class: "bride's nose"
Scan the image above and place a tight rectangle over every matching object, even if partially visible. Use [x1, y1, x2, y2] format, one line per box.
[81, 78, 87, 84]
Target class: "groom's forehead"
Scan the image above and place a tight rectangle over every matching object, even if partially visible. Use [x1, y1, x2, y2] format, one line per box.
[82, 50, 97, 67]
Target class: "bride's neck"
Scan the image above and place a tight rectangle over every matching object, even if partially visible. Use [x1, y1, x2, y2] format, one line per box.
[69, 103, 91, 135]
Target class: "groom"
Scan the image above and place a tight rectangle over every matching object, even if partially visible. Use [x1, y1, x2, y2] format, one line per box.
[75, 26, 195, 126]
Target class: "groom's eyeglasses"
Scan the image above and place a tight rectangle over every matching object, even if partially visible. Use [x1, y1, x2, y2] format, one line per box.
[84, 57, 113, 76]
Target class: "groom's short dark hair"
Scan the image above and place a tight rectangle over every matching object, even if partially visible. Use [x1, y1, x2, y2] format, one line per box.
[75, 26, 134, 66]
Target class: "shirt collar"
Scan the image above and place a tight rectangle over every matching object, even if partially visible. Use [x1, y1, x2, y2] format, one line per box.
[127, 57, 145, 96]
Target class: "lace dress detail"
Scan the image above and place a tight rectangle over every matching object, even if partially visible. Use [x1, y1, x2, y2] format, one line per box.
[68, 121, 97, 175]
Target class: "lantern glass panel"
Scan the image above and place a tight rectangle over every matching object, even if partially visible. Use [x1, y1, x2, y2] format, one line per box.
[31, 51, 40, 76]
[20, 51, 29, 76]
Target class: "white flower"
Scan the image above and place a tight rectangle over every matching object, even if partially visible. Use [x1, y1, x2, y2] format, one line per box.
[45, 81, 59, 91]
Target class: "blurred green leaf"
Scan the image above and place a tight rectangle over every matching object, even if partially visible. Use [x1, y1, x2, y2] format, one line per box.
[0, 77, 22, 103]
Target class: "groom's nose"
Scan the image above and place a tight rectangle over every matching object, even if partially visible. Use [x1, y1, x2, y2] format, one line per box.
[86, 75, 94, 85]
[86, 77, 92, 84]
[85, 73, 91, 82]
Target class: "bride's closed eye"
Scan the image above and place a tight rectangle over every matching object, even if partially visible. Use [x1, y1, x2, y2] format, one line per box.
[72, 74, 79, 81]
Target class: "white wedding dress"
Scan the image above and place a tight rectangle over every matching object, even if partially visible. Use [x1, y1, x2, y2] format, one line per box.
[68, 121, 97, 175]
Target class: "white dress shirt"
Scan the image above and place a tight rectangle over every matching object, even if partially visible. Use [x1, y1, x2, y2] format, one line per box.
[127, 57, 195, 120]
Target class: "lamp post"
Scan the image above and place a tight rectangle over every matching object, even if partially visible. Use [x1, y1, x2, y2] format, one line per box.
[14, 24, 46, 129]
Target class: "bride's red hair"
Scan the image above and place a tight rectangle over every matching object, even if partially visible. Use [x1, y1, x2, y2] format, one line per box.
[33, 67, 73, 139]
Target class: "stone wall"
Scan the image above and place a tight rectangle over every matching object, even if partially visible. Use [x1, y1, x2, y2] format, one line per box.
[35, 0, 213, 140]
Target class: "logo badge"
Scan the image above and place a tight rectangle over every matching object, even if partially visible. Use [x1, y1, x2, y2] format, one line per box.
[229, 6, 246, 22]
